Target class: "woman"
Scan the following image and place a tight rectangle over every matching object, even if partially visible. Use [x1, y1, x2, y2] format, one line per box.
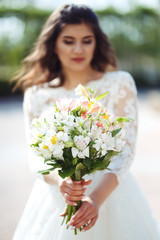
[12, 4, 160, 240]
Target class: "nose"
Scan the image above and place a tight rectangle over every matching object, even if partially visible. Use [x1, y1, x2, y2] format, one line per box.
[73, 42, 83, 54]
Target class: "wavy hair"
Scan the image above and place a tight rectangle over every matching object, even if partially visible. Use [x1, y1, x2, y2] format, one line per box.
[13, 4, 117, 91]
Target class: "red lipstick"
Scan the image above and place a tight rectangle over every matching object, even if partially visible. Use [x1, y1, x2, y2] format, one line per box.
[71, 58, 85, 63]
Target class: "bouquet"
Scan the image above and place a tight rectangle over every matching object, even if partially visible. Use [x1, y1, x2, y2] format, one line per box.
[30, 84, 131, 234]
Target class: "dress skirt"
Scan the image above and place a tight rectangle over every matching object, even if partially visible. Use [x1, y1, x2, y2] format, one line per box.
[12, 171, 160, 240]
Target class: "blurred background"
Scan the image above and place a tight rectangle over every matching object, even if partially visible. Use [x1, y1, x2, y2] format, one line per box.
[0, 0, 160, 239]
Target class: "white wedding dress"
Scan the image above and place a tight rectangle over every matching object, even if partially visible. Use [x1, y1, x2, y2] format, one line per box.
[13, 71, 160, 240]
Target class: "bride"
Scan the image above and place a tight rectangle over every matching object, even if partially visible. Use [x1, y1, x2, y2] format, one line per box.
[12, 4, 160, 239]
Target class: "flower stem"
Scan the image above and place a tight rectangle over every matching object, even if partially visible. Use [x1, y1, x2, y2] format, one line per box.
[66, 205, 72, 225]
[62, 169, 82, 235]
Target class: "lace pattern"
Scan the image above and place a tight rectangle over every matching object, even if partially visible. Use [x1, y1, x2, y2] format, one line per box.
[23, 71, 138, 184]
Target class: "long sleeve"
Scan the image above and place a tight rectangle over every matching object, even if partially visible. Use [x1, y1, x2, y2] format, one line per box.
[23, 86, 48, 181]
[23, 71, 138, 184]
[102, 71, 138, 183]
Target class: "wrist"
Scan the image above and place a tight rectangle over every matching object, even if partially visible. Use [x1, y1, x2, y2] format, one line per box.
[89, 192, 100, 210]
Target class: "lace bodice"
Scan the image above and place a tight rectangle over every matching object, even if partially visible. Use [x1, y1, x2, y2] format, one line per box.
[23, 71, 138, 184]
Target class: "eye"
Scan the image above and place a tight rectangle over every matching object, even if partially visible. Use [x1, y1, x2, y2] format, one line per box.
[83, 40, 92, 44]
[63, 40, 73, 45]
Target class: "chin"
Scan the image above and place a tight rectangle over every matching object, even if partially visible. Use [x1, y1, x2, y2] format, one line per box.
[69, 62, 91, 72]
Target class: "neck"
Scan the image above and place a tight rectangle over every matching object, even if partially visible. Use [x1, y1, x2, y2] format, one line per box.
[62, 67, 104, 90]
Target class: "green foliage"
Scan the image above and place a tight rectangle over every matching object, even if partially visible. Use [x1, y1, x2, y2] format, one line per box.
[83, 158, 92, 170]
[115, 117, 132, 123]
[58, 167, 75, 179]
[71, 106, 86, 117]
[38, 167, 55, 175]
[0, 5, 159, 96]
[111, 128, 122, 137]
[95, 91, 109, 101]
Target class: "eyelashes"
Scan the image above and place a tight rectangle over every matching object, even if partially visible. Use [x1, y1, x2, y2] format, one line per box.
[63, 40, 92, 45]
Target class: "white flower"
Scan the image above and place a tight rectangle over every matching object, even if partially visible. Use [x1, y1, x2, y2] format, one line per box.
[52, 143, 64, 159]
[57, 131, 69, 142]
[73, 135, 90, 151]
[75, 84, 90, 99]
[102, 132, 115, 151]
[88, 125, 103, 141]
[93, 132, 115, 156]
[38, 142, 52, 159]
[92, 138, 102, 151]
[71, 146, 89, 159]
[92, 139, 107, 156]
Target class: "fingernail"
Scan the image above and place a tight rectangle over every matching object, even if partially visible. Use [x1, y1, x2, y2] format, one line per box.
[68, 220, 74, 225]
[73, 203, 77, 206]
[70, 227, 75, 230]
[74, 181, 81, 184]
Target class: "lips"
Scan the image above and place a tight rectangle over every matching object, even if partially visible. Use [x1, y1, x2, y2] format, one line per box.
[71, 58, 85, 63]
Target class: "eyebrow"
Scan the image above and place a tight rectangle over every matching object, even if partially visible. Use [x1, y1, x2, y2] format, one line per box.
[62, 35, 94, 39]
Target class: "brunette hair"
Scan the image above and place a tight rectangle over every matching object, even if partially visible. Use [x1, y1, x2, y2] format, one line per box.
[13, 4, 117, 91]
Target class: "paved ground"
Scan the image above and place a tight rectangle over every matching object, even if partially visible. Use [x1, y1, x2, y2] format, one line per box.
[0, 92, 160, 240]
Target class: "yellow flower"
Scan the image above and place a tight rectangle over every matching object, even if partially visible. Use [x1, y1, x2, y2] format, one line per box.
[102, 113, 109, 120]
[88, 101, 94, 110]
[51, 135, 58, 145]
[43, 145, 49, 149]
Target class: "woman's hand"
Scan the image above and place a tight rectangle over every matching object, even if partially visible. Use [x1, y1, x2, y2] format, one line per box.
[67, 195, 99, 232]
[59, 178, 92, 207]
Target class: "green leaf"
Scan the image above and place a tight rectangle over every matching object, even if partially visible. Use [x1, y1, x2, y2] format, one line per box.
[81, 115, 91, 129]
[95, 91, 108, 101]
[57, 126, 64, 131]
[86, 87, 96, 96]
[83, 158, 91, 170]
[58, 167, 75, 179]
[103, 151, 119, 167]
[44, 118, 50, 125]
[91, 161, 105, 169]
[37, 122, 41, 128]
[38, 167, 55, 175]
[44, 158, 53, 163]
[111, 128, 122, 137]
[55, 159, 65, 165]
[64, 141, 74, 148]
[89, 146, 97, 158]
[72, 157, 78, 165]
[115, 117, 132, 123]
[46, 163, 61, 168]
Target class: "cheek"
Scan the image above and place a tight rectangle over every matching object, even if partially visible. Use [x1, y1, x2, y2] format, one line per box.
[86, 44, 96, 59]
[56, 44, 70, 61]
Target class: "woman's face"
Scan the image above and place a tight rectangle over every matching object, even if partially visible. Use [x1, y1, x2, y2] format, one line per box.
[54, 23, 96, 73]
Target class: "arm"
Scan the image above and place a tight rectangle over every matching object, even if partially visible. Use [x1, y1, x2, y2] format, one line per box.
[67, 72, 138, 231]
[89, 172, 118, 208]
[102, 71, 138, 183]
[23, 87, 91, 203]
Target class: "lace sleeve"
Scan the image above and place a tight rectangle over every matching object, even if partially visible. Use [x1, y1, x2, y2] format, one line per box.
[23, 86, 47, 181]
[103, 72, 138, 183]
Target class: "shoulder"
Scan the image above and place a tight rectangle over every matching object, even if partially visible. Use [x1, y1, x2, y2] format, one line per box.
[105, 70, 137, 94]
[24, 82, 53, 102]
[106, 70, 134, 83]
[23, 84, 52, 117]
